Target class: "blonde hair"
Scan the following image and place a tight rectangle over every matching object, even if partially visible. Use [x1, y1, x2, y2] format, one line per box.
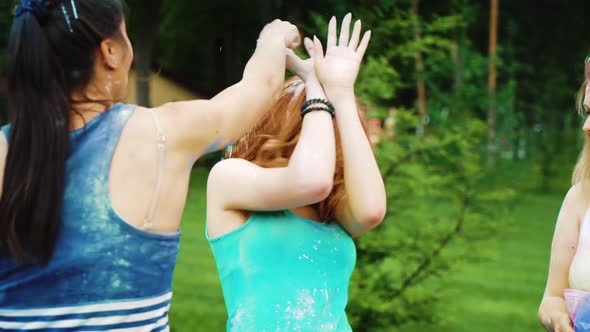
[229, 77, 369, 222]
[573, 78, 590, 192]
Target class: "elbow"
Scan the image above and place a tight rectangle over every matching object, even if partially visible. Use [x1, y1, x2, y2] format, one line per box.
[297, 176, 334, 204]
[357, 204, 387, 229]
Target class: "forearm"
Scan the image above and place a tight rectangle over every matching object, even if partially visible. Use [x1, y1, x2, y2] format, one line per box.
[332, 91, 386, 223]
[288, 82, 335, 189]
[242, 37, 286, 90]
[206, 38, 287, 147]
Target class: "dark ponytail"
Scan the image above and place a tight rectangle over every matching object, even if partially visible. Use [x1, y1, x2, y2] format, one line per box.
[0, 0, 124, 264]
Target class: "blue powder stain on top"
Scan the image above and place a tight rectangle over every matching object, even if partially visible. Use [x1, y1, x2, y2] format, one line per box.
[0, 103, 180, 308]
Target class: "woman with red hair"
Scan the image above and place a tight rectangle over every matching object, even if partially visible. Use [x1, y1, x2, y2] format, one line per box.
[206, 14, 386, 331]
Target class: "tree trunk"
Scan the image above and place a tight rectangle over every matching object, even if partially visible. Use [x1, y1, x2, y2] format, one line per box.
[412, 0, 427, 137]
[487, 0, 499, 167]
[134, 0, 163, 108]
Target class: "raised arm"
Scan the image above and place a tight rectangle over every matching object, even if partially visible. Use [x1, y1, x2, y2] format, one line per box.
[538, 186, 583, 332]
[207, 40, 335, 214]
[315, 14, 386, 237]
[159, 20, 300, 156]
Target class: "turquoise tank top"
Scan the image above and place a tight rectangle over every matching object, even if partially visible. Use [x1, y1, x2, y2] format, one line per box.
[207, 210, 356, 332]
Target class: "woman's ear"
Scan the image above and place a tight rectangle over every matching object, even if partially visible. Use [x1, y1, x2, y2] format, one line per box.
[99, 38, 121, 69]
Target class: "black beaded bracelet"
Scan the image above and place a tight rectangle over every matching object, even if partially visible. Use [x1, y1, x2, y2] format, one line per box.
[301, 106, 335, 118]
[301, 98, 335, 114]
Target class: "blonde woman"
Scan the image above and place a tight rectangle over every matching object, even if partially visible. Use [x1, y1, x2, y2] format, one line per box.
[539, 59, 590, 332]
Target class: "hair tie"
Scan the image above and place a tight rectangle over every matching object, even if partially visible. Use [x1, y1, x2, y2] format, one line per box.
[15, 0, 49, 20]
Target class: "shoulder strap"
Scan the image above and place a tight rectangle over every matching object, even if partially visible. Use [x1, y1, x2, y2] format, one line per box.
[143, 109, 167, 230]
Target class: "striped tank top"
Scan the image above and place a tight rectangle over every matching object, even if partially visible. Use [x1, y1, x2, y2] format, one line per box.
[0, 103, 180, 331]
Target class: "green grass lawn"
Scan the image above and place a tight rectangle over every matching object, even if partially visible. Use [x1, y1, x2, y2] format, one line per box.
[433, 190, 565, 332]
[169, 167, 567, 331]
[169, 167, 226, 331]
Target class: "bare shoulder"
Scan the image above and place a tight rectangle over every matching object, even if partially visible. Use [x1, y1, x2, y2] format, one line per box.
[562, 183, 590, 225]
[206, 159, 252, 238]
[207, 159, 250, 194]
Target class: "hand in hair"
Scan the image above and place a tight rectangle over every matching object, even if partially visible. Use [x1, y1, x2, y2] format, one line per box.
[312, 14, 371, 97]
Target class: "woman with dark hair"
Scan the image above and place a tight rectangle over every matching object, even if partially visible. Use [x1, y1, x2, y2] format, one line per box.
[0, 0, 299, 330]
[206, 14, 386, 331]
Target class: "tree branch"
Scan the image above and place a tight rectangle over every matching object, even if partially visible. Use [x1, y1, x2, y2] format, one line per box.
[390, 185, 470, 298]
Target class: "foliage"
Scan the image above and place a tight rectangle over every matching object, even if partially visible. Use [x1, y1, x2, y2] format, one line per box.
[348, 112, 515, 331]
[0, 1, 586, 331]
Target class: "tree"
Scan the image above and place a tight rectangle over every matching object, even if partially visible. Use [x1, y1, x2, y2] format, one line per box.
[347, 113, 514, 331]
[412, 0, 427, 136]
[487, 0, 499, 167]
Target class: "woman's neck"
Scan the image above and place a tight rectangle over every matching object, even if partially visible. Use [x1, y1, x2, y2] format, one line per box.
[69, 84, 117, 131]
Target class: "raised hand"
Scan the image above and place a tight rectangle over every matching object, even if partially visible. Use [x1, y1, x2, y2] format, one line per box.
[285, 37, 319, 84]
[259, 19, 301, 49]
[313, 13, 371, 95]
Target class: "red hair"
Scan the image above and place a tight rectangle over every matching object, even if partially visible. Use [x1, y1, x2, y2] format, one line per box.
[229, 77, 370, 222]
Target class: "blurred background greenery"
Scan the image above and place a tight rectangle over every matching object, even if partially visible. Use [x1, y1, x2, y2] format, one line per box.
[2, 0, 589, 331]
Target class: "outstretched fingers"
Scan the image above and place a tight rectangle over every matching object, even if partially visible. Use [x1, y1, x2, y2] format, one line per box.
[356, 30, 372, 60]
[313, 35, 325, 62]
[304, 37, 315, 58]
[327, 16, 337, 48]
[338, 13, 352, 47]
[349, 20, 362, 50]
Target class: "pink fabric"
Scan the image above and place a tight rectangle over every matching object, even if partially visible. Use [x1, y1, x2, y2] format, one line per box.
[566, 289, 590, 323]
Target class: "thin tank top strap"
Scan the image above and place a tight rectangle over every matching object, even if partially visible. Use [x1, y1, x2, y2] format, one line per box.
[143, 108, 167, 230]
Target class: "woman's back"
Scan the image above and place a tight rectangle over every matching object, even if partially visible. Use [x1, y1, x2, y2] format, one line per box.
[0, 104, 179, 331]
[208, 210, 356, 332]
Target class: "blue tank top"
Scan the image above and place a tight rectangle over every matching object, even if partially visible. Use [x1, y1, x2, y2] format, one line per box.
[207, 210, 356, 332]
[0, 103, 180, 331]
